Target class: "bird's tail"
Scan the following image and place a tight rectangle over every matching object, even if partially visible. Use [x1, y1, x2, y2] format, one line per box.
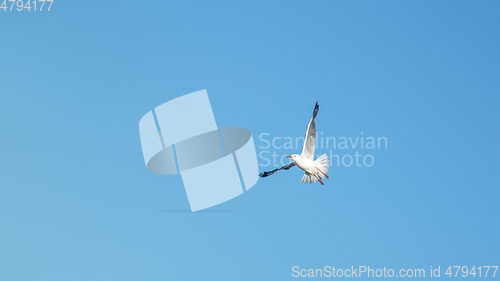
[315, 153, 329, 177]
[300, 154, 330, 183]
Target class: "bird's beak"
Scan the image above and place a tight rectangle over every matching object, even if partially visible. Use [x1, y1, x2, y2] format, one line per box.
[287, 155, 292, 158]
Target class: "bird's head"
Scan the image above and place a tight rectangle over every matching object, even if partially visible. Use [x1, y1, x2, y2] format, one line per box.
[287, 154, 301, 162]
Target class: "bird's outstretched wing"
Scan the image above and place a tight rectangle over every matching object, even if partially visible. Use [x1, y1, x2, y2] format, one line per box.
[300, 101, 319, 160]
[259, 163, 296, 177]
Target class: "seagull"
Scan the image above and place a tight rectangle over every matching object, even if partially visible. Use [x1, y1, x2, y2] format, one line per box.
[259, 101, 330, 185]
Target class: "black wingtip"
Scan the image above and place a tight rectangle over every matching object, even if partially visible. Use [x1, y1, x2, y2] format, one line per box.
[259, 163, 296, 178]
[312, 100, 319, 119]
[259, 171, 271, 177]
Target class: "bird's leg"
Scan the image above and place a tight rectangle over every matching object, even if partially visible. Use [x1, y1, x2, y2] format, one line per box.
[317, 168, 329, 179]
[313, 174, 324, 185]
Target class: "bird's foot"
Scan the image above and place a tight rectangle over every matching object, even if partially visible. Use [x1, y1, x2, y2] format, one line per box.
[317, 168, 329, 180]
[313, 173, 324, 185]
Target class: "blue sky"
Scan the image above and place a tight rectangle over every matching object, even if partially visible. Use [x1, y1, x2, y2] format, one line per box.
[1, 0, 499, 280]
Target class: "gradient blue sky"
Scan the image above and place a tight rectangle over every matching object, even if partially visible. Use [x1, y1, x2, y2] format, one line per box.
[1, 0, 499, 280]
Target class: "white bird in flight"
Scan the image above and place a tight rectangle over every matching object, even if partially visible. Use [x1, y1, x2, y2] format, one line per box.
[259, 101, 330, 185]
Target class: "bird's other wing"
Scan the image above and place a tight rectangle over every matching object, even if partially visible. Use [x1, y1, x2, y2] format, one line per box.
[259, 163, 296, 177]
[300, 101, 319, 160]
